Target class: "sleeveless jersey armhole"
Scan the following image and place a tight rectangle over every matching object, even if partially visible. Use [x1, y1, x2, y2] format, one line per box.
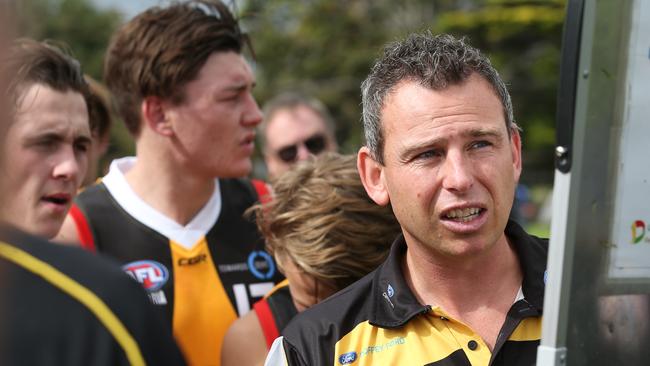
[69, 204, 96, 252]
[253, 298, 280, 349]
[251, 179, 272, 204]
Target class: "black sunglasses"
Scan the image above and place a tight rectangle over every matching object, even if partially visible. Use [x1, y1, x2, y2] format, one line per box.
[276, 134, 327, 163]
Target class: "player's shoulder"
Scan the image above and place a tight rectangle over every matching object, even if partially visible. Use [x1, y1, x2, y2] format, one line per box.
[1, 225, 140, 297]
[283, 269, 376, 342]
[0, 225, 186, 366]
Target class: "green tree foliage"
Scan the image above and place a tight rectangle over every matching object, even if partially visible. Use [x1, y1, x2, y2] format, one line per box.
[244, 0, 565, 183]
[244, 0, 436, 153]
[16, 0, 122, 79]
[12, 0, 565, 183]
[433, 0, 565, 183]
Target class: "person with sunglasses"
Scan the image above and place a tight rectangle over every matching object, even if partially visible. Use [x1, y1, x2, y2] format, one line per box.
[260, 93, 337, 179]
[54, 1, 284, 365]
[221, 153, 401, 366]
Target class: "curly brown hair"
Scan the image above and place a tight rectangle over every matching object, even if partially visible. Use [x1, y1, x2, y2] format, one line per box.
[252, 153, 401, 291]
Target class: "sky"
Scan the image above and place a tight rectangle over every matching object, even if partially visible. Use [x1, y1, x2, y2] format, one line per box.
[91, 0, 164, 18]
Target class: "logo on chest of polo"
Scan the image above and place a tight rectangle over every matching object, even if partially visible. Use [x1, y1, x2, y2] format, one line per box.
[382, 283, 396, 309]
[122, 260, 169, 305]
[338, 337, 407, 364]
[339, 351, 357, 365]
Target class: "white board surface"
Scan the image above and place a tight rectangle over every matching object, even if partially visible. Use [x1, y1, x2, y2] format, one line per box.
[608, 0, 650, 278]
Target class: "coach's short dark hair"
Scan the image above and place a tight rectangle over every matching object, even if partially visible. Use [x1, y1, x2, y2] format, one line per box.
[361, 32, 516, 164]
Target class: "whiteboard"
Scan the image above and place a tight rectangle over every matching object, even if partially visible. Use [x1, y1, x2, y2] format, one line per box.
[608, 0, 650, 278]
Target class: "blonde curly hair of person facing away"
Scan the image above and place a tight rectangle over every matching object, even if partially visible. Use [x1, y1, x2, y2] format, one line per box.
[252, 153, 401, 291]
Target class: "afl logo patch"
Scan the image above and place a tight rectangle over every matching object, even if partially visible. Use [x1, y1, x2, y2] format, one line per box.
[338, 352, 357, 364]
[123, 260, 169, 292]
[247, 250, 276, 280]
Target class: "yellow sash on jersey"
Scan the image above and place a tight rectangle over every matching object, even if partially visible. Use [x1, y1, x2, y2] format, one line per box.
[171, 239, 237, 366]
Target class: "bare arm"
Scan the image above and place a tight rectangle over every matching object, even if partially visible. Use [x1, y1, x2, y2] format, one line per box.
[221, 310, 268, 366]
[53, 214, 81, 246]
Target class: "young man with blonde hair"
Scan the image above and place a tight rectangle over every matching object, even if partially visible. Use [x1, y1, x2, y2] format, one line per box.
[222, 153, 400, 366]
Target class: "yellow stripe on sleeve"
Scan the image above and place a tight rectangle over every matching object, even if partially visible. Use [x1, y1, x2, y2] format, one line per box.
[0, 241, 146, 366]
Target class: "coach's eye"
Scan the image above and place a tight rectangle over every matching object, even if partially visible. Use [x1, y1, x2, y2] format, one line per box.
[415, 149, 442, 160]
[470, 140, 491, 150]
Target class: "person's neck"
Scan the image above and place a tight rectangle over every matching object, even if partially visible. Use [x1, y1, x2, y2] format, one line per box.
[403, 233, 522, 318]
[124, 145, 216, 226]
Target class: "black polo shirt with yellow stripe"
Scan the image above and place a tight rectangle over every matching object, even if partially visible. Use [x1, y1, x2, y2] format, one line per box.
[0, 225, 186, 366]
[272, 220, 547, 366]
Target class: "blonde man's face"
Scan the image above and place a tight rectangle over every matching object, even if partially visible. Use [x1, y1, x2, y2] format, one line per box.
[281, 258, 337, 312]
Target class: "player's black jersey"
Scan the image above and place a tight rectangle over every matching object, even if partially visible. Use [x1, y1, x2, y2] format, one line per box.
[0, 225, 185, 366]
[253, 280, 298, 348]
[70, 164, 282, 366]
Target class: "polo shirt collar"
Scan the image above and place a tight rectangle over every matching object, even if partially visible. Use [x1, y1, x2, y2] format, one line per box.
[369, 220, 546, 328]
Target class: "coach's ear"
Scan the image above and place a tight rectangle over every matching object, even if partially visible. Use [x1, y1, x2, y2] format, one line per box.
[357, 146, 390, 206]
[141, 96, 173, 137]
[510, 126, 523, 184]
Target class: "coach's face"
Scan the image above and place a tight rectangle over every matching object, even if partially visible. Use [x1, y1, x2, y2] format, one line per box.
[0, 84, 91, 238]
[358, 74, 521, 260]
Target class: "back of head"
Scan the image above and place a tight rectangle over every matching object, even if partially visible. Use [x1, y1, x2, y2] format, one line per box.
[84, 76, 112, 141]
[361, 32, 515, 164]
[253, 153, 401, 291]
[104, 0, 247, 136]
[82, 76, 113, 187]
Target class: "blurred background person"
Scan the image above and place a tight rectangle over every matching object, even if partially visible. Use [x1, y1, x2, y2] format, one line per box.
[260, 93, 337, 179]
[82, 75, 113, 187]
[221, 153, 401, 366]
[0, 35, 185, 366]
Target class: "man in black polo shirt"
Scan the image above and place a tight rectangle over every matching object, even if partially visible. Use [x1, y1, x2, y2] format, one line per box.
[265, 32, 548, 366]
